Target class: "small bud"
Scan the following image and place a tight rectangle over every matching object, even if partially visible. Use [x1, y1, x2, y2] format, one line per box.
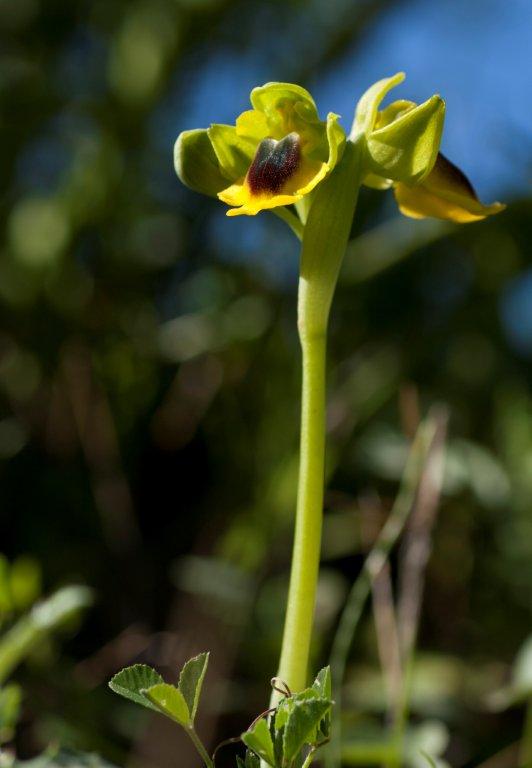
[174, 129, 228, 198]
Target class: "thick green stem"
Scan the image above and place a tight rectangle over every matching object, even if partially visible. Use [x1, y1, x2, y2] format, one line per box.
[271, 139, 365, 704]
[276, 329, 327, 694]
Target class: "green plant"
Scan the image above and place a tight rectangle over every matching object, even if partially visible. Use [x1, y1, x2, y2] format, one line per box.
[107, 73, 504, 767]
[176, 72, 502, 701]
[0, 555, 92, 746]
[109, 652, 333, 768]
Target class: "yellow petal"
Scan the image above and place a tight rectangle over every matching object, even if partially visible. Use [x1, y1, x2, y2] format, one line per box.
[394, 153, 505, 223]
[226, 191, 304, 217]
[235, 109, 270, 142]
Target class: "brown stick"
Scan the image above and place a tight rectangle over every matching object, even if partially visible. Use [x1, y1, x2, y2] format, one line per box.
[397, 405, 448, 663]
[369, 560, 403, 724]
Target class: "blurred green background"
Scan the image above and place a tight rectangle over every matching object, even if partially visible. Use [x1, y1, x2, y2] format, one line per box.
[0, 0, 531, 766]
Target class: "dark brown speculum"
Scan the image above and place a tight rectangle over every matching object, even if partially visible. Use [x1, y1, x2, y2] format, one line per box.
[247, 132, 301, 194]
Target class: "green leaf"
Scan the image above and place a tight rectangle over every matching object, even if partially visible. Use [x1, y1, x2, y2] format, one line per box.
[241, 717, 276, 766]
[273, 721, 285, 767]
[108, 664, 164, 712]
[311, 667, 332, 739]
[282, 698, 332, 765]
[366, 95, 445, 184]
[10, 557, 42, 612]
[12, 749, 118, 768]
[405, 721, 449, 768]
[274, 689, 321, 733]
[274, 699, 292, 733]
[142, 682, 190, 726]
[236, 752, 260, 768]
[174, 129, 229, 197]
[31, 585, 93, 630]
[0, 555, 12, 615]
[0, 585, 92, 686]
[490, 634, 532, 708]
[312, 667, 331, 699]
[419, 752, 438, 768]
[512, 635, 532, 694]
[0, 682, 22, 743]
[178, 651, 209, 723]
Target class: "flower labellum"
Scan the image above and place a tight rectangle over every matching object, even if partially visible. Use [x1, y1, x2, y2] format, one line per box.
[247, 134, 301, 195]
[394, 153, 506, 223]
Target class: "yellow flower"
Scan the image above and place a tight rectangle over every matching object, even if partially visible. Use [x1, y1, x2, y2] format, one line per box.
[354, 72, 505, 223]
[393, 152, 506, 223]
[176, 73, 505, 228]
[175, 83, 345, 217]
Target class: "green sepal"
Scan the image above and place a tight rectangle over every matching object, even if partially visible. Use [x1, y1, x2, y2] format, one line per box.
[250, 82, 319, 122]
[108, 664, 164, 712]
[174, 129, 229, 197]
[241, 717, 276, 766]
[325, 113, 346, 170]
[142, 682, 190, 726]
[178, 651, 209, 723]
[250, 82, 342, 168]
[207, 124, 256, 182]
[351, 72, 405, 138]
[366, 95, 445, 183]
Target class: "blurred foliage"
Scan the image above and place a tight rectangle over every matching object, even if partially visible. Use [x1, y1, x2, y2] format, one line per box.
[0, 556, 91, 746]
[0, 0, 531, 767]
